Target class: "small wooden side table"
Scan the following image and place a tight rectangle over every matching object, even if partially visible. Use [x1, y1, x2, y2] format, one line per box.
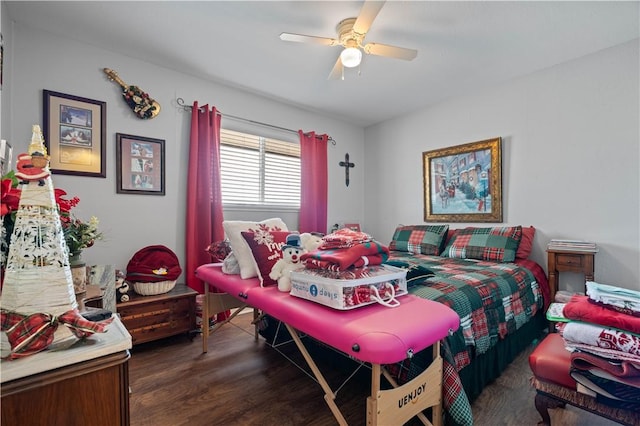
[117, 283, 197, 345]
[547, 249, 596, 299]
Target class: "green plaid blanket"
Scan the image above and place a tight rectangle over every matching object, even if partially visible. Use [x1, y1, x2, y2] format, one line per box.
[385, 253, 545, 426]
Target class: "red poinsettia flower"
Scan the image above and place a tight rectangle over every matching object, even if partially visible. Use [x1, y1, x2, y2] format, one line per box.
[1, 178, 21, 216]
[54, 188, 80, 223]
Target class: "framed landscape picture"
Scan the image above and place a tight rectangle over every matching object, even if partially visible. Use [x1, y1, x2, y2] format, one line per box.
[116, 133, 165, 196]
[423, 137, 502, 223]
[43, 90, 106, 177]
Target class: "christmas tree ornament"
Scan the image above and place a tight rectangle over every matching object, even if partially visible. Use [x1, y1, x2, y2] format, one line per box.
[1, 125, 112, 359]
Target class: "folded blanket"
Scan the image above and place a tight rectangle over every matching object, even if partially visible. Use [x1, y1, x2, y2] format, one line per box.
[570, 369, 640, 402]
[587, 281, 640, 317]
[571, 351, 640, 387]
[302, 241, 389, 271]
[559, 321, 640, 356]
[563, 295, 640, 334]
[383, 259, 435, 287]
[589, 299, 640, 319]
[584, 368, 640, 389]
[319, 228, 372, 249]
[565, 342, 640, 364]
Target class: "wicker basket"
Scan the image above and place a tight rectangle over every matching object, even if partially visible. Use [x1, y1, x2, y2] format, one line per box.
[132, 280, 176, 296]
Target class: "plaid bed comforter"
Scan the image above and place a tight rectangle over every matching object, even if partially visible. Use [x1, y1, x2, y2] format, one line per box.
[384, 252, 545, 426]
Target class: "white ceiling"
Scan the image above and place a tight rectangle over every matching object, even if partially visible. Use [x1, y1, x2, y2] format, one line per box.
[5, 1, 639, 127]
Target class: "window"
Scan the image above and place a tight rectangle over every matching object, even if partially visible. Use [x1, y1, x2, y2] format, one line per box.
[220, 129, 300, 207]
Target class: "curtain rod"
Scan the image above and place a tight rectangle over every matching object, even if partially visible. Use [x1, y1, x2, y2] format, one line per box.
[176, 97, 335, 145]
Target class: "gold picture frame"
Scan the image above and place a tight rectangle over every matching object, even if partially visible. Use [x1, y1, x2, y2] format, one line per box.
[43, 90, 106, 177]
[423, 137, 502, 223]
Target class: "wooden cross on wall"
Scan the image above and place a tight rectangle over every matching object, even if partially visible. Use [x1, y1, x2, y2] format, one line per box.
[339, 153, 355, 187]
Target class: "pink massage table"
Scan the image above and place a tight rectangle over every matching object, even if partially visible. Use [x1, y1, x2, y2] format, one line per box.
[196, 264, 460, 426]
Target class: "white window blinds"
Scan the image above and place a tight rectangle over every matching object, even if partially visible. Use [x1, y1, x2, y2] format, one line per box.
[220, 129, 300, 207]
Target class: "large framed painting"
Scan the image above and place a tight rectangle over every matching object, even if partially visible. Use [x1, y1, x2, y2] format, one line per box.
[423, 137, 502, 223]
[43, 90, 107, 177]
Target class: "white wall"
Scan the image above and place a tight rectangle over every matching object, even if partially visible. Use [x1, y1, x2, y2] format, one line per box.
[1, 1, 12, 141]
[6, 18, 639, 293]
[364, 40, 640, 292]
[5, 22, 366, 276]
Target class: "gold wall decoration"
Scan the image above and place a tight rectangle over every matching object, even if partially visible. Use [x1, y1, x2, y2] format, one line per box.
[104, 68, 160, 119]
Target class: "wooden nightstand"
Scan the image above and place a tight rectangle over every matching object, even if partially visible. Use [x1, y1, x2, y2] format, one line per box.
[117, 283, 197, 345]
[546, 249, 596, 298]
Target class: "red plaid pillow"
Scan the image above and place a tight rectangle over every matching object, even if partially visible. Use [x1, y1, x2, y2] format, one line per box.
[442, 226, 522, 262]
[389, 224, 449, 255]
[241, 231, 290, 287]
[515, 226, 535, 259]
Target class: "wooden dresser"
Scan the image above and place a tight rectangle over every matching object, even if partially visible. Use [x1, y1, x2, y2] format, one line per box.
[1, 316, 132, 425]
[117, 284, 197, 345]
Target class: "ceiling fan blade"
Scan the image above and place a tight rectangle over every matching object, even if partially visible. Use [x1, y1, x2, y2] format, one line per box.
[328, 57, 344, 80]
[279, 32, 338, 46]
[353, 0, 386, 34]
[363, 42, 418, 60]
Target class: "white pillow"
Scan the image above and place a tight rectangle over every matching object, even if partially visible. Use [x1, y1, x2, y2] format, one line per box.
[222, 218, 288, 279]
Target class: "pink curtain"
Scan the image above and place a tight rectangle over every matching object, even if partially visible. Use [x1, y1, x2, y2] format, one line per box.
[298, 131, 328, 234]
[185, 102, 225, 312]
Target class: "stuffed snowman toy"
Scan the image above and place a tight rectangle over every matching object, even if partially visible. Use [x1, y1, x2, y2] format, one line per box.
[269, 234, 305, 292]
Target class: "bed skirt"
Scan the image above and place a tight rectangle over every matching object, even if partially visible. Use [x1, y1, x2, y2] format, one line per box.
[458, 310, 547, 404]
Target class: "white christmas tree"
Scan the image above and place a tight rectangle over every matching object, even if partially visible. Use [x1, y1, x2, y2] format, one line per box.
[1, 125, 81, 352]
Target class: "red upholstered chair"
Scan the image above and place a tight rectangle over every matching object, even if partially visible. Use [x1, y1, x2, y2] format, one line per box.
[528, 333, 639, 426]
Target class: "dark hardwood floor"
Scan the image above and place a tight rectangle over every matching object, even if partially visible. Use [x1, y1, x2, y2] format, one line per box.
[128, 313, 619, 426]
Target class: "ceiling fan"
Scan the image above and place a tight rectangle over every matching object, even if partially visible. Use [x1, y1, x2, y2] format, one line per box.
[279, 0, 418, 80]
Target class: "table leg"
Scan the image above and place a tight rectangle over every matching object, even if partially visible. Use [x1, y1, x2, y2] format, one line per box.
[284, 324, 348, 426]
[202, 283, 209, 353]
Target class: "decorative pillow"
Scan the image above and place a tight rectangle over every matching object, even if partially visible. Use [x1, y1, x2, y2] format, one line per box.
[445, 228, 459, 246]
[516, 226, 536, 259]
[241, 230, 291, 287]
[205, 240, 232, 263]
[389, 224, 449, 255]
[442, 226, 523, 263]
[222, 218, 288, 279]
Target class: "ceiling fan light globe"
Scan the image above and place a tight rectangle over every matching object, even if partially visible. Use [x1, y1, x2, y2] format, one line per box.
[340, 47, 362, 68]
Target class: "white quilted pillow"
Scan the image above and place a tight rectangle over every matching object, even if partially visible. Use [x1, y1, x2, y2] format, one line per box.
[222, 218, 288, 279]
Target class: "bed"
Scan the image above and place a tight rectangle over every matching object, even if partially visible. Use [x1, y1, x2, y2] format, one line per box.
[198, 222, 551, 426]
[383, 255, 548, 425]
[363, 224, 550, 425]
